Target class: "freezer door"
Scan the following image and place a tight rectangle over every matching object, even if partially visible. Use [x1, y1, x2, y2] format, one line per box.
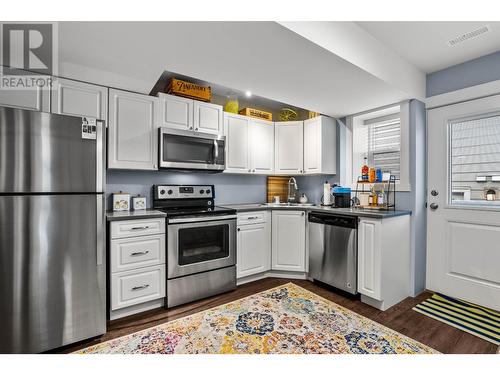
[0, 194, 106, 353]
[0, 106, 104, 193]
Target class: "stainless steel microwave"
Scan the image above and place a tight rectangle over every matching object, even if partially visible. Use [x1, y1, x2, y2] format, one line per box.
[159, 128, 225, 171]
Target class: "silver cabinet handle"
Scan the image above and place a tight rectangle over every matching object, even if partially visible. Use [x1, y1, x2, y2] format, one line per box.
[247, 216, 259, 220]
[302, 212, 305, 216]
[195, 128, 199, 131]
[131, 250, 150, 256]
[189, 126, 193, 130]
[253, 169, 256, 172]
[430, 203, 439, 210]
[131, 226, 150, 230]
[131, 284, 150, 291]
[248, 169, 251, 172]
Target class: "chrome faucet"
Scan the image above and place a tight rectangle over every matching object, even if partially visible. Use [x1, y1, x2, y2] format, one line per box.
[287, 177, 298, 203]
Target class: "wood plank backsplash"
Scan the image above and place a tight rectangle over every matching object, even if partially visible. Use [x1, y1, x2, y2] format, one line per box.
[267, 176, 291, 203]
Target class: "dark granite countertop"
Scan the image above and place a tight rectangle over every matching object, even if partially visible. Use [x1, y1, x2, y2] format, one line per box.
[106, 209, 167, 221]
[220, 203, 411, 219]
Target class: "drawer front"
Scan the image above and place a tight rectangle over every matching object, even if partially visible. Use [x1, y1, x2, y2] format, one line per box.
[237, 211, 268, 226]
[111, 265, 166, 310]
[110, 218, 165, 239]
[111, 234, 165, 273]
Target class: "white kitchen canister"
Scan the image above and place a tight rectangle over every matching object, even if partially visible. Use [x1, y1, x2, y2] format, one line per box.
[132, 195, 147, 210]
[113, 191, 130, 212]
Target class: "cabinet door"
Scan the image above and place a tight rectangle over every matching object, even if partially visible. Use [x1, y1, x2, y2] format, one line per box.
[304, 117, 322, 174]
[249, 119, 274, 174]
[224, 114, 250, 173]
[357, 218, 381, 300]
[158, 93, 193, 131]
[0, 70, 50, 112]
[194, 101, 223, 135]
[51, 78, 107, 120]
[272, 210, 306, 271]
[275, 121, 304, 175]
[237, 222, 271, 278]
[108, 89, 158, 170]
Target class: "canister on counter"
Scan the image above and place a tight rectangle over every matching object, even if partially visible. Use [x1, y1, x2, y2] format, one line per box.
[113, 191, 130, 211]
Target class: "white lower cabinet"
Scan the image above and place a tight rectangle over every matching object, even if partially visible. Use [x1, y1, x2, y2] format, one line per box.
[357, 216, 410, 311]
[236, 211, 271, 278]
[271, 210, 306, 272]
[111, 265, 166, 311]
[109, 218, 166, 319]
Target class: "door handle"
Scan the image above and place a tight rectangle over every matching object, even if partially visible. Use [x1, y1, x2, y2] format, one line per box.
[131, 226, 150, 230]
[430, 203, 438, 210]
[431, 190, 439, 196]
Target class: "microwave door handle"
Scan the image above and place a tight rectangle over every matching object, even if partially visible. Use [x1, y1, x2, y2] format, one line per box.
[213, 139, 219, 163]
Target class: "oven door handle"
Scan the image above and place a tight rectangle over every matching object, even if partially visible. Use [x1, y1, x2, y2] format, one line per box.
[168, 214, 237, 224]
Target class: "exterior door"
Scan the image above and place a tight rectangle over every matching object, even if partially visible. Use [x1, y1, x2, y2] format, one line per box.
[427, 94, 500, 310]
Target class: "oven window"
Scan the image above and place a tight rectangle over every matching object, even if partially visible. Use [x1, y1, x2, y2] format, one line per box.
[178, 224, 229, 265]
[163, 134, 215, 164]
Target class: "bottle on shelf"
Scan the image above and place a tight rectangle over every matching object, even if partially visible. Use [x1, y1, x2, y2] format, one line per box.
[378, 188, 385, 206]
[369, 167, 376, 183]
[361, 157, 369, 181]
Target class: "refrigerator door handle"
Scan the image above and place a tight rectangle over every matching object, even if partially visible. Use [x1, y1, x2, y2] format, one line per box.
[96, 195, 104, 266]
[96, 120, 104, 192]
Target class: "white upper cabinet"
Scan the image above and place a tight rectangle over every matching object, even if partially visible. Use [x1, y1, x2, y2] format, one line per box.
[0, 69, 50, 112]
[108, 89, 159, 170]
[303, 115, 336, 175]
[194, 101, 223, 135]
[224, 113, 249, 173]
[158, 93, 223, 135]
[51, 78, 108, 120]
[271, 210, 306, 272]
[275, 121, 304, 175]
[158, 93, 193, 131]
[249, 119, 274, 174]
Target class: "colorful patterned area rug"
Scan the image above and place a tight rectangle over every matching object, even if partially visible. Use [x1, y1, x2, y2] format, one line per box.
[76, 283, 438, 354]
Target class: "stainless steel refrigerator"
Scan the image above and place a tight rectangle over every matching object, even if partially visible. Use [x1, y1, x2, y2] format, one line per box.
[0, 106, 106, 353]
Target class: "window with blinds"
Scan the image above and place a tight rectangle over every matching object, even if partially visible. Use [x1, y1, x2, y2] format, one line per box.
[365, 117, 401, 180]
[450, 115, 500, 204]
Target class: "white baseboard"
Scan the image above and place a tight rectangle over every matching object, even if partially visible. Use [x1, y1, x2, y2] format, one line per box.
[109, 298, 165, 320]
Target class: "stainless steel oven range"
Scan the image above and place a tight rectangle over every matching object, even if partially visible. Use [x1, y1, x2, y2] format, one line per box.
[153, 185, 236, 307]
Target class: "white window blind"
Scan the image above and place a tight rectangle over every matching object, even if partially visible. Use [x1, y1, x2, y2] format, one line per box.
[366, 118, 401, 180]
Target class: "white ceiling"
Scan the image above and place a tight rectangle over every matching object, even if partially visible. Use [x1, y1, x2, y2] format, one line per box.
[57, 22, 411, 117]
[357, 21, 500, 73]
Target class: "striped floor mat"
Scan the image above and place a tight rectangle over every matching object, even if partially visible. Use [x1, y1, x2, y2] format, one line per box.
[413, 293, 500, 345]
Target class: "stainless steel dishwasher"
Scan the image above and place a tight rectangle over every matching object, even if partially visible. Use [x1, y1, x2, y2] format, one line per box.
[308, 212, 358, 294]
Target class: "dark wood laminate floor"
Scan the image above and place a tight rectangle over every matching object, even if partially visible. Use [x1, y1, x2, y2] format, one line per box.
[55, 278, 499, 354]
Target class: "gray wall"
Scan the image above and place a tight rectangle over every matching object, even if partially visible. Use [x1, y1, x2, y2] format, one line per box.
[426, 50, 500, 97]
[106, 171, 267, 210]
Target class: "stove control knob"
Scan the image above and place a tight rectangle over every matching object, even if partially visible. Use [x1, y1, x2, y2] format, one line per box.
[160, 189, 166, 196]
[208, 201, 212, 205]
[206, 189, 211, 195]
[199, 189, 205, 194]
[167, 189, 173, 195]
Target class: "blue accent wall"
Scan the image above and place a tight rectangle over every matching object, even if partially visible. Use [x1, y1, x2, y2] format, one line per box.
[426, 50, 500, 97]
